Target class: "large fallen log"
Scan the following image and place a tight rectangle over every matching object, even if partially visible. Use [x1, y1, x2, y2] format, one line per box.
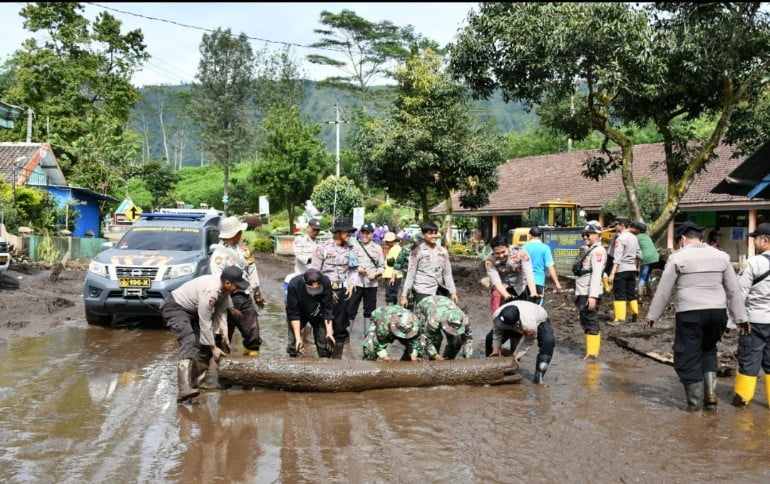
[218, 357, 521, 392]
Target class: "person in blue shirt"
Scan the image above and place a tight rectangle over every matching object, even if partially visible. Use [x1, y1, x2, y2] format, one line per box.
[522, 226, 562, 304]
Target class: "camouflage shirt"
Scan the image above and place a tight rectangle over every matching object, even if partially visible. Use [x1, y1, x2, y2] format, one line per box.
[362, 306, 421, 360]
[414, 295, 473, 359]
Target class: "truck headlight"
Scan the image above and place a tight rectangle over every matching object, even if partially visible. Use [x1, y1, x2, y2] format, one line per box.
[88, 261, 109, 278]
[166, 263, 195, 279]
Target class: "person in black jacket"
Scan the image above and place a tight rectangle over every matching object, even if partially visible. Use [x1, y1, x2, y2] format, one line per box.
[285, 268, 336, 358]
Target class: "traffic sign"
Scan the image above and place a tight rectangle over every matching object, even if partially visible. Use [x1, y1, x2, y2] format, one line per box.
[124, 204, 143, 222]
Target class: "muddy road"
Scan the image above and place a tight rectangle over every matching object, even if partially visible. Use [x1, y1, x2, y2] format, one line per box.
[0, 254, 768, 482]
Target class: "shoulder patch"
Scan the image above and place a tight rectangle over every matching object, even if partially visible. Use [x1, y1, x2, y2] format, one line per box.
[596, 252, 604, 263]
[208, 297, 217, 308]
[485, 259, 493, 268]
[521, 252, 530, 261]
[214, 256, 223, 265]
[739, 263, 749, 271]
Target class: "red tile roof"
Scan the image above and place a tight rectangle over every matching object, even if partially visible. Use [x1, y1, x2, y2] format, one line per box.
[432, 142, 760, 216]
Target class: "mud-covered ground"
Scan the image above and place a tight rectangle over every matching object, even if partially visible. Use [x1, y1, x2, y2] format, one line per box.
[0, 253, 739, 371]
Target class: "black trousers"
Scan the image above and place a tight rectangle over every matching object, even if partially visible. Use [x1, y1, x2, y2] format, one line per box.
[485, 320, 555, 360]
[576, 295, 601, 335]
[162, 299, 212, 363]
[227, 291, 262, 350]
[737, 322, 770, 376]
[385, 278, 402, 304]
[285, 316, 332, 358]
[613, 271, 638, 301]
[347, 286, 378, 321]
[332, 287, 351, 342]
[674, 309, 727, 384]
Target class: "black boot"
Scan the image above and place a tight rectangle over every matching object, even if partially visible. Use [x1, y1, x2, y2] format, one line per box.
[684, 381, 704, 411]
[177, 359, 200, 403]
[533, 355, 551, 384]
[331, 340, 345, 359]
[703, 372, 718, 411]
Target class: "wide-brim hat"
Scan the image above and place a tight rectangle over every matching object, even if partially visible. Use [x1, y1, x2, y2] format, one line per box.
[441, 309, 467, 336]
[391, 312, 419, 339]
[331, 217, 354, 233]
[220, 216, 248, 239]
[383, 231, 397, 242]
[675, 220, 704, 239]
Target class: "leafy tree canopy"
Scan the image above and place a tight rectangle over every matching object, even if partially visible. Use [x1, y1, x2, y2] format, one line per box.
[311, 175, 364, 220]
[450, 2, 770, 238]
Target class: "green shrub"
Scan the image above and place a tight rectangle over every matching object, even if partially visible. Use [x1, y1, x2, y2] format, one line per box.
[448, 243, 470, 256]
[252, 238, 274, 254]
[36, 231, 61, 265]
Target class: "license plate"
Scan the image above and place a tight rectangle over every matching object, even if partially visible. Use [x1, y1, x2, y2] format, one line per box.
[0, 256, 7, 264]
[118, 277, 151, 288]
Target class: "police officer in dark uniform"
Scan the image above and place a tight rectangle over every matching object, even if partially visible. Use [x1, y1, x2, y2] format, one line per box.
[645, 221, 748, 411]
[285, 268, 335, 358]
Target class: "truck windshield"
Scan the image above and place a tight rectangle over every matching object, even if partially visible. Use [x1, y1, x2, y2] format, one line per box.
[116, 226, 201, 251]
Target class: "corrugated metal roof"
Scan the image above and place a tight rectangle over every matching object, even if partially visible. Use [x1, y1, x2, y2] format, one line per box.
[711, 140, 770, 200]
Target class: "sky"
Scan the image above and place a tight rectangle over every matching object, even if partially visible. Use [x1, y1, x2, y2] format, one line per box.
[0, 2, 478, 87]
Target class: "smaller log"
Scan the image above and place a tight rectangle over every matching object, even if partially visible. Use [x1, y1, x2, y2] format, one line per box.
[50, 250, 71, 282]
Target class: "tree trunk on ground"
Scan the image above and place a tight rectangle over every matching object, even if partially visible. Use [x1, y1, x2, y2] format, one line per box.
[218, 357, 520, 392]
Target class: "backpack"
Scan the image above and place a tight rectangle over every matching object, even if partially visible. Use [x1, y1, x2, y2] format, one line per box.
[572, 246, 597, 277]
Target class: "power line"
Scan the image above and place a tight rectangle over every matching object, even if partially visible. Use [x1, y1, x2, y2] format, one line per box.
[86, 2, 350, 55]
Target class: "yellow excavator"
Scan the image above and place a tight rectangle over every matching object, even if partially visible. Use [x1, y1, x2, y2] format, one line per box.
[508, 200, 613, 275]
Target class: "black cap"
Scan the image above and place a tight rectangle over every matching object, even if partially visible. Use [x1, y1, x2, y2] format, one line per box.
[748, 223, 770, 237]
[631, 221, 647, 233]
[303, 268, 324, 296]
[360, 222, 375, 233]
[421, 221, 439, 233]
[675, 220, 704, 239]
[496, 304, 520, 327]
[614, 216, 630, 226]
[307, 218, 321, 230]
[529, 225, 543, 237]
[331, 217, 354, 233]
[221, 265, 250, 290]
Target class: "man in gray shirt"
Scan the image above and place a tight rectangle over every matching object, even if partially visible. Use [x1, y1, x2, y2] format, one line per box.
[608, 216, 641, 324]
[733, 223, 770, 407]
[400, 221, 457, 307]
[645, 221, 748, 412]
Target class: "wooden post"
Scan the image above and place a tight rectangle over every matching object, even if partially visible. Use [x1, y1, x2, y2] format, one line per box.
[748, 209, 757, 258]
[492, 215, 498, 237]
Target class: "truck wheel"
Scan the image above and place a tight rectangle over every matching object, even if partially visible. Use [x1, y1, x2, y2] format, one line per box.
[85, 309, 112, 326]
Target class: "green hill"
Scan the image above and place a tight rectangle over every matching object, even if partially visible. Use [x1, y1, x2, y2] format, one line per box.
[129, 81, 536, 168]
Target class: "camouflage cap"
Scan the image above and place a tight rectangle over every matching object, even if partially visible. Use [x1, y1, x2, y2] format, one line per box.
[441, 308, 467, 336]
[390, 310, 419, 339]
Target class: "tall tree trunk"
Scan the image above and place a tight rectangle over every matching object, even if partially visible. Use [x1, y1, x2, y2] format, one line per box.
[443, 188, 454, 246]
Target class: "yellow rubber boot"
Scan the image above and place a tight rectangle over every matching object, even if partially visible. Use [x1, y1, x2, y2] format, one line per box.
[766, 375, 770, 409]
[732, 373, 757, 406]
[602, 274, 611, 293]
[584, 333, 601, 359]
[629, 300, 639, 322]
[613, 301, 626, 323]
[243, 349, 260, 357]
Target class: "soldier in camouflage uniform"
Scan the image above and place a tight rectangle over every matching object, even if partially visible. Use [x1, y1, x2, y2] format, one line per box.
[310, 217, 358, 358]
[209, 216, 264, 356]
[414, 295, 473, 360]
[362, 305, 422, 361]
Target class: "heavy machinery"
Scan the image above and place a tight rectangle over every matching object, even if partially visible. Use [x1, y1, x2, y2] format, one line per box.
[508, 200, 613, 275]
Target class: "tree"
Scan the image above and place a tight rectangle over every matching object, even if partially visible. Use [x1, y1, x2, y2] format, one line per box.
[254, 46, 306, 116]
[248, 106, 332, 230]
[125, 161, 180, 208]
[0, 3, 148, 177]
[355, 50, 505, 244]
[311, 175, 364, 220]
[307, 9, 435, 111]
[450, 3, 770, 238]
[189, 28, 256, 216]
[602, 177, 667, 229]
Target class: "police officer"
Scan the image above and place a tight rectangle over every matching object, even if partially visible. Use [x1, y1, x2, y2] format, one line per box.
[645, 221, 748, 411]
[285, 268, 335, 358]
[485, 234, 538, 314]
[414, 295, 473, 360]
[362, 305, 422, 361]
[310, 217, 357, 359]
[574, 221, 608, 359]
[161, 266, 246, 403]
[294, 218, 321, 275]
[488, 300, 555, 384]
[210, 216, 263, 356]
[400, 221, 457, 307]
[733, 222, 770, 407]
[348, 222, 385, 336]
[607, 216, 641, 324]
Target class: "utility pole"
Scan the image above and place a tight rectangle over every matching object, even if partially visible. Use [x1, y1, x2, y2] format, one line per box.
[26, 108, 34, 143]
[325, 105, 348, 177]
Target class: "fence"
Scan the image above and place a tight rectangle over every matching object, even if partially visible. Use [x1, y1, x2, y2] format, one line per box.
[20, 235, 109, 261]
